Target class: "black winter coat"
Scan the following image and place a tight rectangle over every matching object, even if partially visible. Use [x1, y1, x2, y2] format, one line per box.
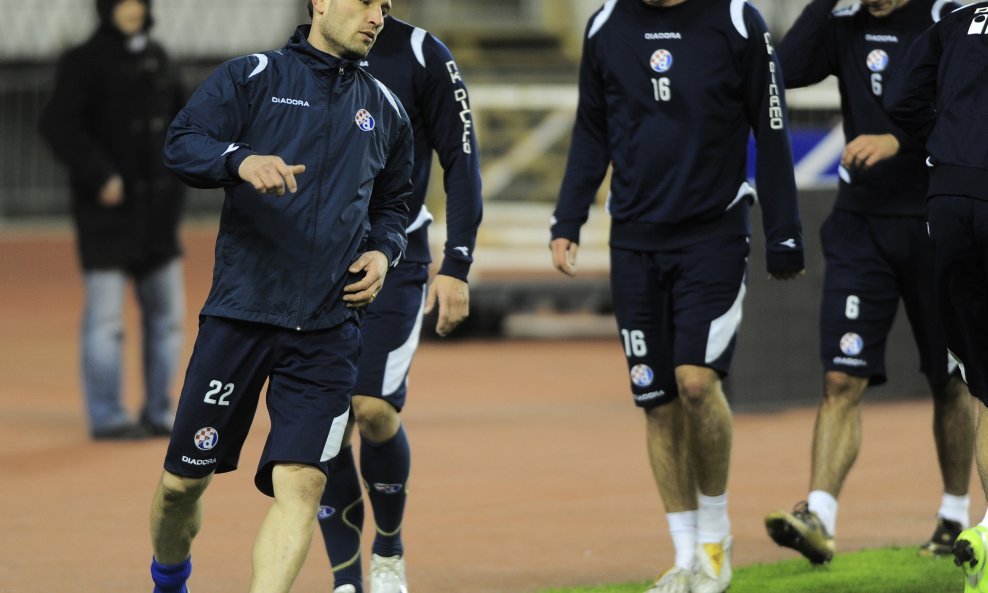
[39, 20, 186, 273]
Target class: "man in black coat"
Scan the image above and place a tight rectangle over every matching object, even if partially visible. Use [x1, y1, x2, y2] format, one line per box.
[39, 0, 186, 440]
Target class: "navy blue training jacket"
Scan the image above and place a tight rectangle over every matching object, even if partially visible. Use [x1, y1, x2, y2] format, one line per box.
[361, 16, 483, 282]
[884, 2, 988, 202]
[164, 26, 413, 331]
[552, 0, 803, 275]
[779, 0, 959, 217]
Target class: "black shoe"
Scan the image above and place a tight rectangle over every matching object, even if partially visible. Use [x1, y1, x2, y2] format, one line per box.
[765, 501, 836, 565]
[139, 414, 173, 437]
[920, 517, 964, 557]
[92, 422, 151, 441]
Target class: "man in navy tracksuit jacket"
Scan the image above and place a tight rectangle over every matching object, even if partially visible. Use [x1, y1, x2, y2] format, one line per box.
[884, 2, 988, 580]
[315, 14, 483, 593]
[550, 1, 804, 591]
[147, 2, 411, 592]
[764, 0, 974, 567]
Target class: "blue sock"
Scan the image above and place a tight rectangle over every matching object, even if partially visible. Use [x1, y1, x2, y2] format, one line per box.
[361, 424, 411, 558]
[318, 446, 365, 592]
[150, 557, 191, 593]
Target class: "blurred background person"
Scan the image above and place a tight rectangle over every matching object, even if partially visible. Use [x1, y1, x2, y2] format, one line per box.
[38, 0, 186, 440]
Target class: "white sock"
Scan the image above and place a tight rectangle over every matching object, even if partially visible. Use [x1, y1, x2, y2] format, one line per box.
[979, 507, 988, 529]
[939, 493, 971, 528]
[667, 511, 698, 570]
[698, 493, 730, 544]
[807, 490, 838, 537]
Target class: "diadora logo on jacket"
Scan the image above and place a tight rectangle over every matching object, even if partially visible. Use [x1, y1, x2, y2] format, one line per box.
[271, 96, 310, 107]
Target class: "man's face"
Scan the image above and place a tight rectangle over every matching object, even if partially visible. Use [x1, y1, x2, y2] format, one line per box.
[112, 0, 147, 36]
[863, 0, 909, 18]
[317, 0, 390, 60]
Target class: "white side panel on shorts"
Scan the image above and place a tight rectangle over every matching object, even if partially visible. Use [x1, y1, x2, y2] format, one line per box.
[382, 286, 427, 396]
[320, 408, 351, 462]
[406, 204, 434, 233]
[705, 273, 747, 364]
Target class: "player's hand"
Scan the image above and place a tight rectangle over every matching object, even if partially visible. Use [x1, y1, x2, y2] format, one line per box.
[424, 274, 469, 337]
[842, 134, 899, 170]
[99, 174, 124, 206]
[344, 250, 389, 308]
[238, 155, 306, 196]
[551, 238, 579, 277]
[768, 269, 805, 281]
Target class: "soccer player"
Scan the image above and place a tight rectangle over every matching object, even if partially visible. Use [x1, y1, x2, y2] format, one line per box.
[884, 2, 988, 589]
[550, 1, 804, 591]
[146, 1, 412, 592]
[764, 0, 974, 565]
[314, 11, 483, 593]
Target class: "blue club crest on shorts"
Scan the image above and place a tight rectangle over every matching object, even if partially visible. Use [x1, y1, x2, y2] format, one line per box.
[650, 49, 673, 73]
[194, 426, 219, 451]
[317, 505, 336, 520]
[354, 109, 375, 131]
[839, 332, 864, 356]
[866, 49, 889, 72]
[630, 364, 654, 387]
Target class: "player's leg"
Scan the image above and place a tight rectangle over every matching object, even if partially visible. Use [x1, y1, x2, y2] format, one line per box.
[149, 471, 211, 593]
[252, 320, 358, 593]
[610, 247, 693, 592]
[251, 463, 329, 593]
[767, 211, 896, 563]
[895, 213, 975, 553]
[151, 316, 273, 593]
[82, 267, 139, 438]
[135, 256, 185, 435]
[319, 418, 366, 593]
[668, 235, 748, 593]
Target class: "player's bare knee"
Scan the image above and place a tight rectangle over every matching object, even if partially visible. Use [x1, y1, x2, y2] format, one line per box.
[352, 396, 400, 441]
[272, 463, 327, 503]
[159, 471, 210, 507]
[822, 371, 866, 405]
[675, 372, 718, 406]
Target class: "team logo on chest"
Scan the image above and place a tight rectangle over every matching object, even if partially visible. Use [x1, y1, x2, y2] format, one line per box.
[354, 108, 376, 132]
[866, 49, 889, 72]
[649, 49, 674, 73]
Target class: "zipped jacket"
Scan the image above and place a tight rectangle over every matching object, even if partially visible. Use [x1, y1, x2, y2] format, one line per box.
[164, 26, 412, 331]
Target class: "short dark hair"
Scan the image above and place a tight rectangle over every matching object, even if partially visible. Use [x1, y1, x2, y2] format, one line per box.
[307, 1, 313, 18]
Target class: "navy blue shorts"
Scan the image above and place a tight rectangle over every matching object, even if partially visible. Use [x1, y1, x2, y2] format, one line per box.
[163, 316, 359, 496]
[352, 261, 428, 411]
[609, 236, 749, 408]
[818, 209, 954, 390]
[928, 196, 988, 403]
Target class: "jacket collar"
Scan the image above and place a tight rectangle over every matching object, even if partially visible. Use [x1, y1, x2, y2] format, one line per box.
[287, 25, 361, 78]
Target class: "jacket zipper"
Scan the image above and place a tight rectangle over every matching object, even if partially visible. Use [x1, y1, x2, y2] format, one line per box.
[294, 66, 344, 330]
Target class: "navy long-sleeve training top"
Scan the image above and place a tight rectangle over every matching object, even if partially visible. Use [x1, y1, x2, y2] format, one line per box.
[552, 0, 803, 275]
[779, 0, 959, 216]
[885, 1, 988, 202]
[361, 17, 483, 281]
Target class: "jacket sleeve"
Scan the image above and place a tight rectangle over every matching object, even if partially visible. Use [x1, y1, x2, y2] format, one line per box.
[38, 48, 117, 196]
[741, 6, 805, 274]
[162, 57, 257, 189]
[418, 34, 483, 281]
[777, 0, 840, 89]
[883, 17, 943, 144]
[367, 108, 413, 266]
[551, 20, 611, 245]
